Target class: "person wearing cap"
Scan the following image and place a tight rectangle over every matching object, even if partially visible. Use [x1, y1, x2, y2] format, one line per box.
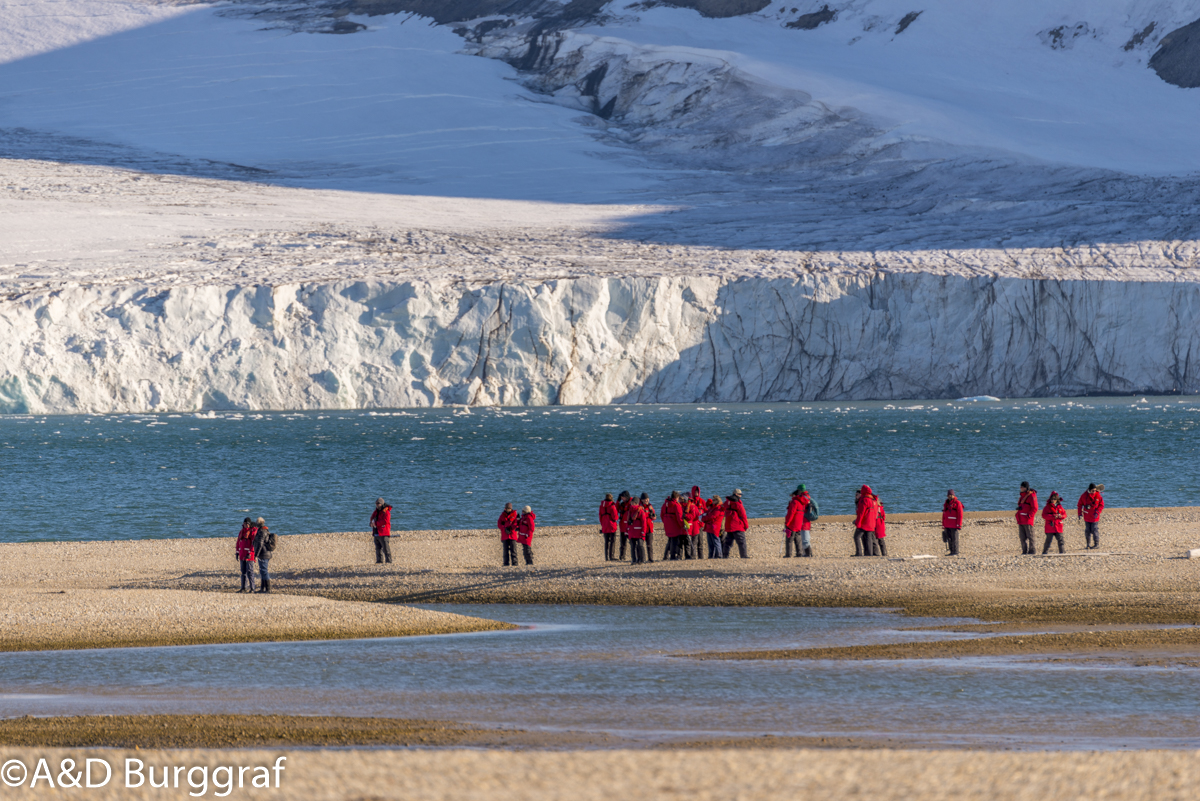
[517, 505, 537, 565]
[702, 495, 725, 558]
[1042, 492, 1067, 554]
[599, 494, 620, 561]
[253, 517, 276, 593]
[235, 517, 257, 593]
[370, 497, 393, 564]
[784, 485, 812, 557]
[1015, 482, 1039, 555]
[497, 502, 520, 566]
[942, 490, 964, 556]
[1077, 483, 1105, 549]
[723, 489, 749, 558]
[639, 493, 657, 563]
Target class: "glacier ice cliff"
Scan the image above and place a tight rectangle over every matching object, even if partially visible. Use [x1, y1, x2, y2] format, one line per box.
[4, 273, 1200, 413]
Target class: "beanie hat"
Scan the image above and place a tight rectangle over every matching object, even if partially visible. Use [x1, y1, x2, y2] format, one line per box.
[522, 505, 532, 513]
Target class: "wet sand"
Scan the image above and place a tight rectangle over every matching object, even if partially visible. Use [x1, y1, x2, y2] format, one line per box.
[0, 746, 1198, 800]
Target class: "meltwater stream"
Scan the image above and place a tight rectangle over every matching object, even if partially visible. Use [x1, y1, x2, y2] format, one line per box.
[1, 605, 1197, 750]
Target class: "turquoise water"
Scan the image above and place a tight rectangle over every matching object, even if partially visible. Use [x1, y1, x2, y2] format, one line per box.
[1, 397, 1198, 541]
[0, 605, 1196, 749]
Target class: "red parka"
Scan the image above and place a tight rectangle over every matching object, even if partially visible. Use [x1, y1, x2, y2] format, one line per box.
[683, 498, 702, 536]
[854, 486, 878, 531]
[874, 499, 887, 538]
[661, 497, 685, 537]
[785, 492, 811, 533]
[497, 509, 519, 541]
[626, 504, 650, 540]
[371, 505, 392, 537]
[599, 500, 619, 534]
[724, 497, 748, 533]
[617, 497, 631, 535]
[702, 501, 724, 535]
[1043, 501, 1066, 534]
[517, 511, 536, 545]
[1077, 490, 1104, 523]
[942, 496, 964, 529]
[688, 487, 706, 536]
[1016, 489, 1039, 525]
[236, 525, 257, 561]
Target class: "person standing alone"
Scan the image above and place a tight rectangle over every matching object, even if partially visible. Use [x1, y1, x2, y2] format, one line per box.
[1015, 482, 1039, 555]
[371, 497, 393, 564]
[498, 502, 520, 566]
[1077, 483, 1105, 549]
[599, 493, 620, 561]
[942, 490, 964, 556]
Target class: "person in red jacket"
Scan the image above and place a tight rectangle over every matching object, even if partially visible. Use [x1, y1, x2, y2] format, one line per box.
[784, 485, 812, 558]
[1042, 491, 1067, 554]
[661, 491, 686, 560]
[370, 497, 393, 564]
[517, 505, 536, 565]
[626, 501, 650, 565]
[497, 502, 520, 567]
[639, 493, 657, 563]
[723, 489, 749, 558]
[941, 489, 964, 556]
[236, 517, 257, 593]
[1077, 483, 1105, 549]
[686, 486, 705, 559]
[872, 493, 888, 557]
[853, 485, 879, 557]
[702, 495, 725, 559]
[1015, 481, 1039, 555]
[616, 491, 632, 561]
[599, 493, 620, 561]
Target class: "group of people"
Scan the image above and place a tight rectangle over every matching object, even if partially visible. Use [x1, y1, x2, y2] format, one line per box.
[1013, 482, 1105, 555]
[594, 487, 764, 564]
[496, 503, 537, 565]
[235, 517, 277, 592]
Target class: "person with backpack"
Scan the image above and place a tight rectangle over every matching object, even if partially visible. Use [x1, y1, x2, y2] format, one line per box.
[599, 493, 620, 561]
[1077, 483, 1105, 549]
[371, 497, 393, 564]
[1016, 482, 1040, 555]
[1042, 492, 1067, 554]
[497, 502, 520, 566]
[626, 500, 650, 564]
[942, 489, 964, 556]
[853, 485, 879, 557]
[723, 489, 749, 558]
[235, 517, 257, 593]
[517, 505, 536, 565]
[702, 495, 725, 559]
[784, 485, 814, 557]
[253, 518, 276, 593]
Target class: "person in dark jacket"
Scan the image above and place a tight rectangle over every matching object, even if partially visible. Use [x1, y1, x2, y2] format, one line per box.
[371, 497, 393, 564]
[1015, 482, 1039, 555]
[497, 502, 520, 566]
[236, 518, 257, 593]
[942, 489, 964, 556]
[253, 517, 275, 593]
[599, 493, 620, 561]
[723, 489, 749, 558]
[1042, 492, 1067, 554]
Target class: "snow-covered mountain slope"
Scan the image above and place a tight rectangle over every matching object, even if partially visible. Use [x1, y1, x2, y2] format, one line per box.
[2, 0, 1200, 411]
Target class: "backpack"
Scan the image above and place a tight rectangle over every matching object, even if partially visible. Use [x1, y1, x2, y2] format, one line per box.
[804, 498, 820, 522]
[266, 530, 277, 552]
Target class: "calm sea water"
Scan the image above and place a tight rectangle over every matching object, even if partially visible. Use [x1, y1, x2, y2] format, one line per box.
[0, 605, 1195, 749]
[1, 397, 1198, 541]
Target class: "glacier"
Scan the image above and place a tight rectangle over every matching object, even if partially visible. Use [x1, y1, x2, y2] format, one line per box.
[3, 0, 1200, 412]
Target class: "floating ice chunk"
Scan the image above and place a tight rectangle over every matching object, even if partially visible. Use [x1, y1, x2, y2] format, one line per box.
[957, 396, 1001, 402]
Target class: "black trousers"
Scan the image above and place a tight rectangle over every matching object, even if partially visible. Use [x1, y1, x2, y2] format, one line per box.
[374, 535, 392, 563]
[853, 527, 871, 556]
[943, 528, 960, 555]
[646, 530, 655, 562]
[603, 532, 617, 561]
[619, 532, 628, 560]
[864, 530, 880, 556]
[522, 544, 534, 565]
[1018, 524, 1036, 554]
[685, 535, 697, 559]
[724, 531, 748, 558]
[503, 540, 518, 565]
[629, 539, 646, 564]
[1084, 521, 1100, 548]
[876, 536, 888, 556]
[667, 537, 682, 560]
[1042, 532, 1064, 554]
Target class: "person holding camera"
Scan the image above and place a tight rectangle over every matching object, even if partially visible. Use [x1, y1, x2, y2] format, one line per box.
[371, 497, 393, 564]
